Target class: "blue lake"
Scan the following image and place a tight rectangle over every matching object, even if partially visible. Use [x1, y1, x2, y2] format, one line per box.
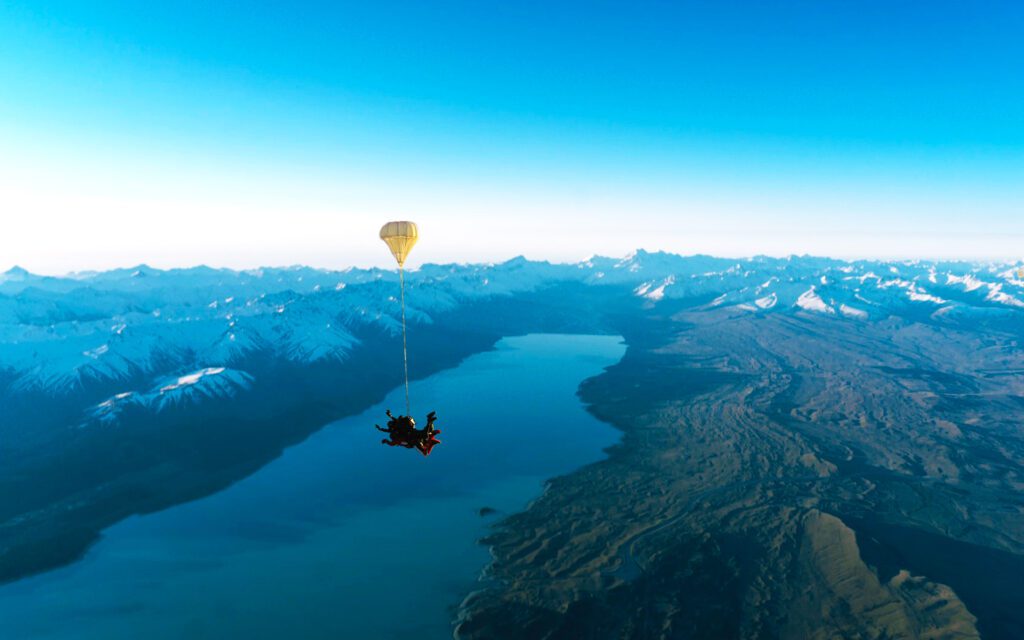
[0, 334, 625, 639]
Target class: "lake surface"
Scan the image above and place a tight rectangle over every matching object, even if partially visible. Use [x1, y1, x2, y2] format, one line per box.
[0, 334, 625, 640]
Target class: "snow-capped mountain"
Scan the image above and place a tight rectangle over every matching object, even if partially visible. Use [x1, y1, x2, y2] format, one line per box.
[4, 253, 1024, 403]
[86, 367, 254, 426]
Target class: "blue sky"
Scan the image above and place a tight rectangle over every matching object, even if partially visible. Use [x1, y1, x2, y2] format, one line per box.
[1, 1, 1022, 272]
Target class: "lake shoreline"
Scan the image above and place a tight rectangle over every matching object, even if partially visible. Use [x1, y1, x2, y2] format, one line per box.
[0, 333, 626, 640]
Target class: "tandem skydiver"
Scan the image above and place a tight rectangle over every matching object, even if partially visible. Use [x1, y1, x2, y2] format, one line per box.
[375, 409, 441, 456]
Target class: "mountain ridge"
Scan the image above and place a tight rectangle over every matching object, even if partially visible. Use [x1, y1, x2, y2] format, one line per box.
[4, 252, 1023, 399]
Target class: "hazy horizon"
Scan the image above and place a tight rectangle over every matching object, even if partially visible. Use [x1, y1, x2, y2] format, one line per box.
[6, 246, 1024, 279]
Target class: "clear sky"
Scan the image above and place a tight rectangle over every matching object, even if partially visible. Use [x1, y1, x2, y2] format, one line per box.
[1, 1, 1022, 273]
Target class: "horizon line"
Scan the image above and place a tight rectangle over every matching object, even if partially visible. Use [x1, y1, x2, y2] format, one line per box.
[6, 249, 1024, 280]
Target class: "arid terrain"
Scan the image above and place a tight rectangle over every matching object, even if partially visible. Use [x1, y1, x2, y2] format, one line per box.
[456, 302, 1024, 639]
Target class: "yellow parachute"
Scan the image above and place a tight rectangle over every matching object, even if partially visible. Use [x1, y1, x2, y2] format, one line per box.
[379, 221, 418, 267]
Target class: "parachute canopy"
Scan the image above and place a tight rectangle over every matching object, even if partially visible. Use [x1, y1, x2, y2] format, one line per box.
[379, 221, 418, 267]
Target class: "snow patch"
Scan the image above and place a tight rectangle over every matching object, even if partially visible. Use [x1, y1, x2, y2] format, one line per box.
[644, 276, 675, 301]
[160, 367, 227, 393]
[847, 272, 881, 284]
[83, 344, 109, 359]
[985, 284, 1024, 308]
[796, 287, 834, 314]
[755, 277, 778, 294]
[907, 289, 947, 304]
[839, 304, 867, 319]
[755, 293, 777, 309]
[946, 273, 985, 292]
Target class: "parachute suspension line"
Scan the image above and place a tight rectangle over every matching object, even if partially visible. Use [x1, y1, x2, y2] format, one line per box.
[399, 265, 410, 416]
[379, 220, 418, 416]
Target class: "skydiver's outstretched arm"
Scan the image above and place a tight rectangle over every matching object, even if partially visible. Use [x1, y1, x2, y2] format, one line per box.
[375, 424, 389, 433]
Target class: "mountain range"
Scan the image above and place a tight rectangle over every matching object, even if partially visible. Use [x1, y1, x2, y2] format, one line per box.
[5, 252, 1023, 404]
